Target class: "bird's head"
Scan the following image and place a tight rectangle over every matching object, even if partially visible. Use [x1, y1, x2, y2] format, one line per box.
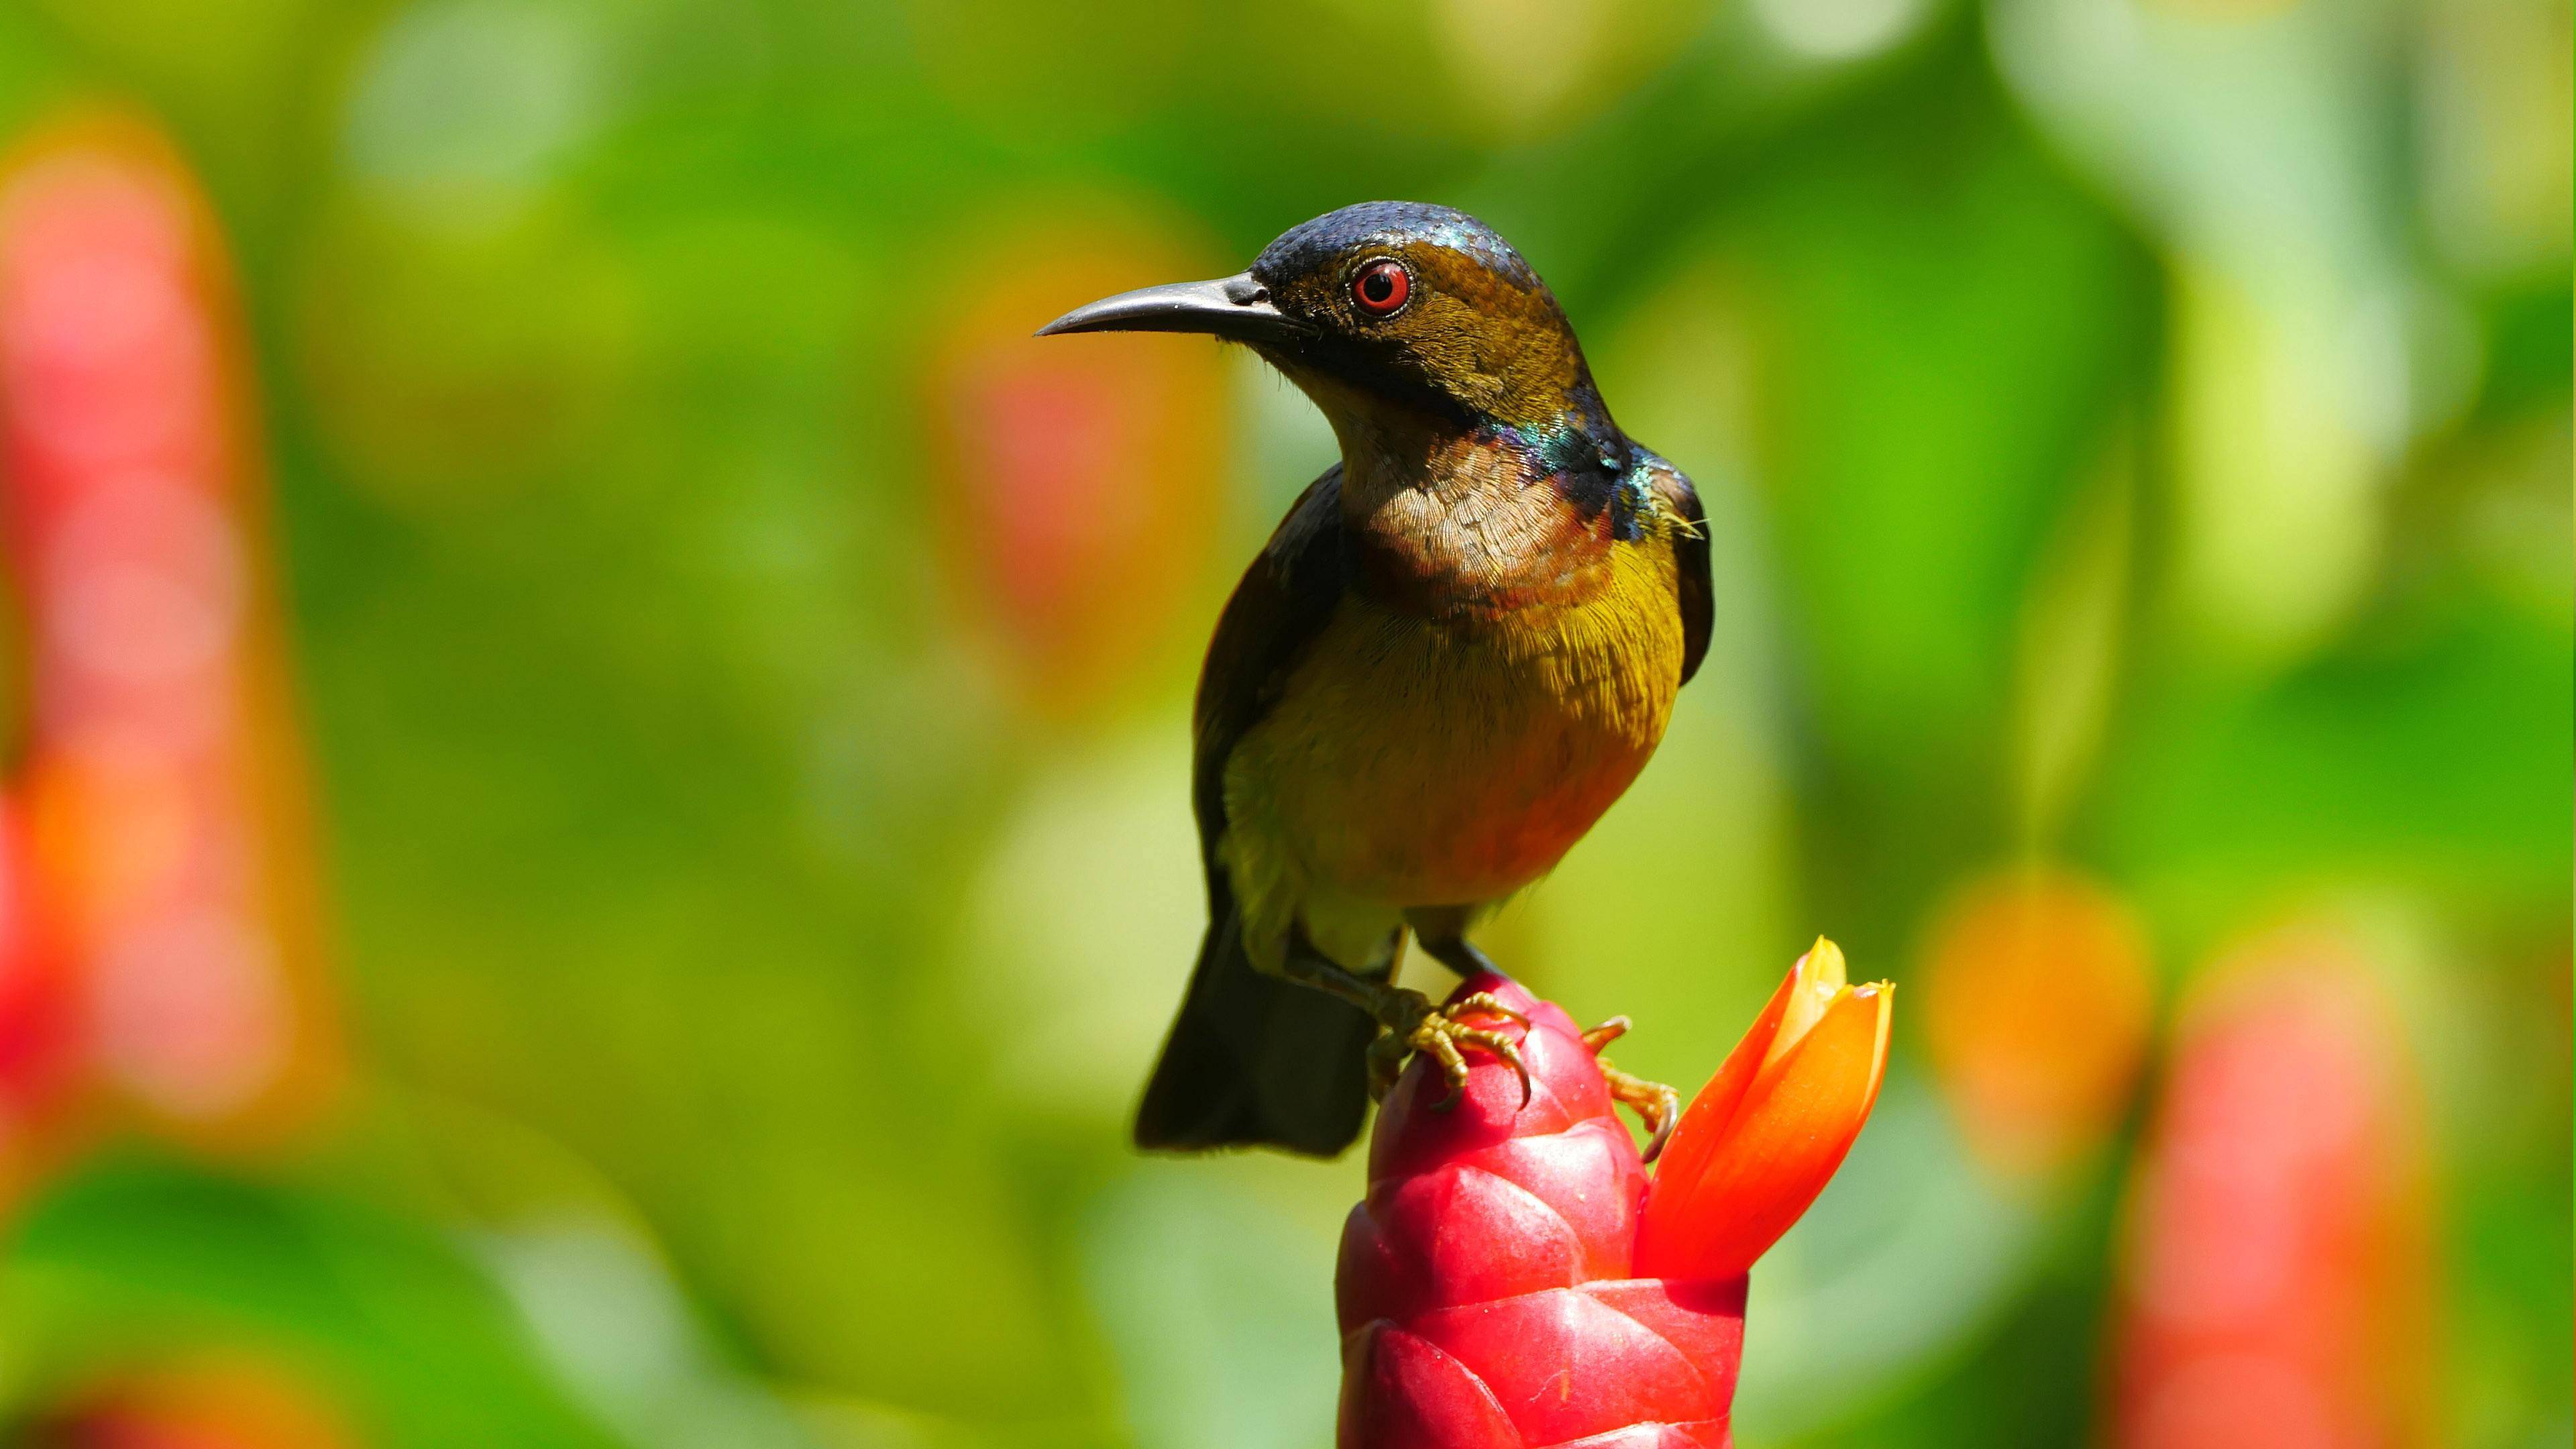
[1038, 202, 1606, 443]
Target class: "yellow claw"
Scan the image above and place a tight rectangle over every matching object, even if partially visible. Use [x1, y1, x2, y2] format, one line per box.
[1369, 989, 1532, 1110]
[1581, 1014, 1632, 1052]
[1586, 1014, 1678, 1161]
[1599, 1060, 1681, 1161]
[1448, 991, 1531, 1032]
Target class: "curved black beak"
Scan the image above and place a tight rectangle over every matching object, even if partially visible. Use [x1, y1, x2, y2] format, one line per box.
[1036, 272, 1299, 343]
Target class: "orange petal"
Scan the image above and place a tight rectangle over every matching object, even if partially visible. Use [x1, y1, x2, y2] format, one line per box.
[1646, 955, 1802, 1206]
[1637, 983, 1892, 1280]
[1760, 938, 1847, 1077]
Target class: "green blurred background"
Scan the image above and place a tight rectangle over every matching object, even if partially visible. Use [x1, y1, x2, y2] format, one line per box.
[0, 0, 2564, 1444]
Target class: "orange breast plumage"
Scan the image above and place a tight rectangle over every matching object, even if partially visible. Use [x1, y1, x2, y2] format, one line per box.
[1217, 532, 1684, 940]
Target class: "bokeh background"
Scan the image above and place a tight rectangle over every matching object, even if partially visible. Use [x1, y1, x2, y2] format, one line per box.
[0, 0, 2563, 1444]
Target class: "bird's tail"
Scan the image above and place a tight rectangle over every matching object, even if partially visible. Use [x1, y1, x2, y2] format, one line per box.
[1133, 894, 1378, 1157]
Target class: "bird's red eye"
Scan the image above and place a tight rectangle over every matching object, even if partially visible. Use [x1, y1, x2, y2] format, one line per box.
[1352, 260, 1410, 315]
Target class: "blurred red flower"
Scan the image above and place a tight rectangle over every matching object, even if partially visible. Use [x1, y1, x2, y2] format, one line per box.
[1338, 943, 1892, 1448]
[2111, 930, 2437, 1449]
[0, 792, 82, 1204]
[0, 113, 340, 1152]
[922, 211, 1228, 718]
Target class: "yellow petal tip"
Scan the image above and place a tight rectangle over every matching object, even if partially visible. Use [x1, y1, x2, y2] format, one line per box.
[1803, 936, 1848, 991]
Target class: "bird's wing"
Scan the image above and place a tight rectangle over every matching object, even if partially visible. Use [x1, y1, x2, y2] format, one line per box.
[1652, 464, 1714, 686]
[1192, 464, 1350, 887]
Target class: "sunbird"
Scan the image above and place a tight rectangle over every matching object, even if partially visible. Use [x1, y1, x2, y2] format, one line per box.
[1040, 202, 1711, 1158]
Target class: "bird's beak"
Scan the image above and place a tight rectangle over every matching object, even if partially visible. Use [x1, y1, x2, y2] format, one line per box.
[1036, 272, 1299, 343]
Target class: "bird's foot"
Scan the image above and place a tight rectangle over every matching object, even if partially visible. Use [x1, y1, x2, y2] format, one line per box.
[1582, 1015, 1682, 1163]
[1365, 989, 1530, 1110]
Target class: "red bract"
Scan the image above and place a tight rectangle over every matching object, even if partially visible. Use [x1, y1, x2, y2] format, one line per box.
[1338, 945, 1892, 1449]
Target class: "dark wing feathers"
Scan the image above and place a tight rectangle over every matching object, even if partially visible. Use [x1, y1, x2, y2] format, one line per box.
[1190, 464, 1350, 884]
[1137, 464, 1371, 1156]
[1653, 465, 1714, 686]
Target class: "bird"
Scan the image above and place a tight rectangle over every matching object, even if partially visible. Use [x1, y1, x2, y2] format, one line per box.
[1038, 201, 1712, 1159]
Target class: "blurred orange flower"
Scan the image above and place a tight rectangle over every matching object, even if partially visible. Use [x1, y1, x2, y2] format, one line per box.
[1920, 867, 2156, 1179]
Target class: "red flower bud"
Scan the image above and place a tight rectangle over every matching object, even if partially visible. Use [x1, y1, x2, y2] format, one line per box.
[1338, 943, 1892, 1448]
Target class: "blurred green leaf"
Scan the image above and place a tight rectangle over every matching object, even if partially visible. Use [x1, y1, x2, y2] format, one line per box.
[1, 1155, 621, 1448]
